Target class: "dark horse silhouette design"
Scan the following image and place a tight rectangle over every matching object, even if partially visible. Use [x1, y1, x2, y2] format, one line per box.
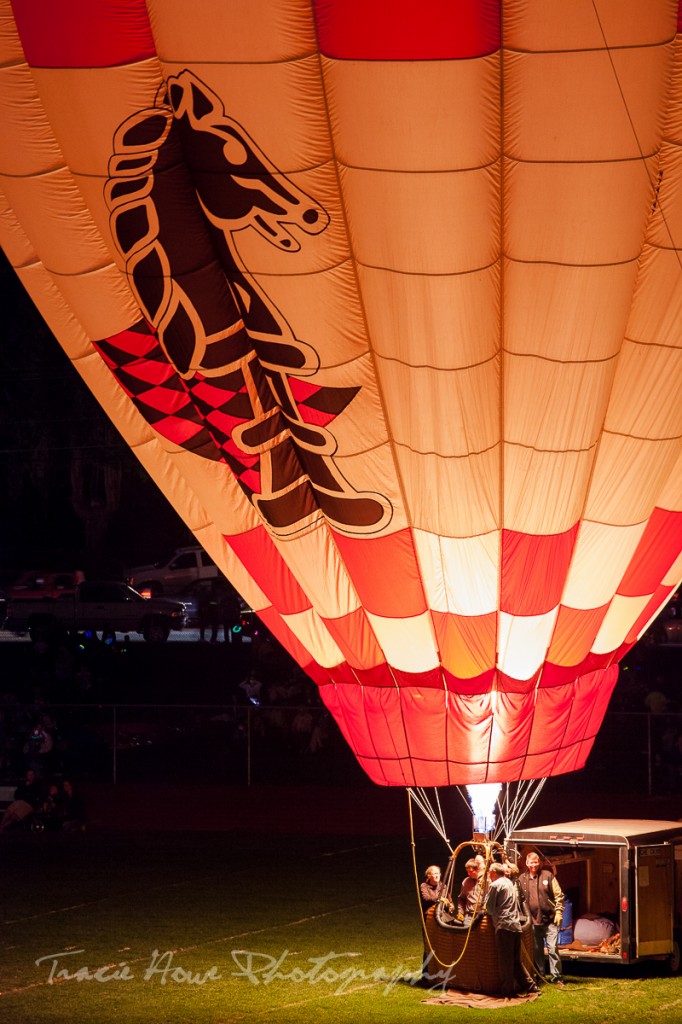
[104, 71, 391, 535]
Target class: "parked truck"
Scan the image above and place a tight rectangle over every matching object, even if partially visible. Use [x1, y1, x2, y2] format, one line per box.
[126, 545, 218, 596]
[5, 580, 187, 643]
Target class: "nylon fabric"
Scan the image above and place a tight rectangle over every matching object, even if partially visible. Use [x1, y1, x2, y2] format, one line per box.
[0, 0, 680, 785]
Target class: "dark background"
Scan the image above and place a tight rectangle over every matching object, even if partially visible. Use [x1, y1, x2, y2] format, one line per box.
[0, 248, 192, 581]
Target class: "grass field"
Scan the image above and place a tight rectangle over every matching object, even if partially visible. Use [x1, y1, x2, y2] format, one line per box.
[0, 825, 680, 1024]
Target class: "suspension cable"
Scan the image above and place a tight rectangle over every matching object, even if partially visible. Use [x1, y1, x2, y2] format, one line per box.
[410, 780, 547, 848]
[407, 788, 453, 850]
[408, 792, 503, 972]
[495, 779, 547, 840]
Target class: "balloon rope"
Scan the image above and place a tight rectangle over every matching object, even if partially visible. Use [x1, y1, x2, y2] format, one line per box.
[520, 931, 540, 980]
[408, 792, 490, 971]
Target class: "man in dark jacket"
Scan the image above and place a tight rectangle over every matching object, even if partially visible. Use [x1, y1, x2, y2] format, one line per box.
[485, 862, 537, 999]
[517, 852, 565, 986]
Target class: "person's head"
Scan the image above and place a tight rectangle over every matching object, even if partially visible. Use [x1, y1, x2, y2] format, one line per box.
[25, 768, 36, 783]
[464, 858, 479, 877]
[425, 865, 441, 885]
[526, 852, 541, 876]
[474, 853, 485, 871]
[488, 862, 505, 880]
[507, 863, 520, 881]
[63, 780, 73, 795]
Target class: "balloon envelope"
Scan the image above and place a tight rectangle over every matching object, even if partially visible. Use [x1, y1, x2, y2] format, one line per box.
[1, 0, 681, 785]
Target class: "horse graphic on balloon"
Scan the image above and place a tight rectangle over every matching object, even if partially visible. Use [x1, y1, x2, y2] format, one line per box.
[103, 69, 392, 538]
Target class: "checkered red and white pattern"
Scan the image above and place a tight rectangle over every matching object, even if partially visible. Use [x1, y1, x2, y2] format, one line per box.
[1, 0, 681, 785]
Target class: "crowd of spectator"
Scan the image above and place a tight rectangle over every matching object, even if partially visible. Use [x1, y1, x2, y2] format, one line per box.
[0, 622, 337, 794]
[0, 620, 679, 798]
[0, 769, 86, 834]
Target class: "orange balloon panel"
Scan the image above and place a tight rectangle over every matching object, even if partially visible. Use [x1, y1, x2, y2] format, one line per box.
[1, 0, 681, 785]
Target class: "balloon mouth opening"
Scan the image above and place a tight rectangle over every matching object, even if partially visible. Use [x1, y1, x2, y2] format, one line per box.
[467, 783, 502, 836]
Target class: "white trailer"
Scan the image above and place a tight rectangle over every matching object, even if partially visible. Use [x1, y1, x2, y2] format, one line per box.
[507, 819, 682, 974]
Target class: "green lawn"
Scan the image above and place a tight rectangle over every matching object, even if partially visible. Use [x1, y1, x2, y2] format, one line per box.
[0, 828, 679, 1024]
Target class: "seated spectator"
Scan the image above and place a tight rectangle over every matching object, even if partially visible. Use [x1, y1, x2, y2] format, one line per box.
[0, 768, 43, 831]
[42, 781, 62, 816]
[31, 782, 65, 832]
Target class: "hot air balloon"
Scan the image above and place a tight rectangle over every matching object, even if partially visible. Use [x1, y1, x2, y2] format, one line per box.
[1, 0, 681, 810]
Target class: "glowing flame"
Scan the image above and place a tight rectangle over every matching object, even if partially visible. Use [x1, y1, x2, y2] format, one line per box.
[466, 783, 502, 834]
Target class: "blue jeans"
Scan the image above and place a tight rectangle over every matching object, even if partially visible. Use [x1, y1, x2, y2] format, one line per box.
[532, 922, 561, 979]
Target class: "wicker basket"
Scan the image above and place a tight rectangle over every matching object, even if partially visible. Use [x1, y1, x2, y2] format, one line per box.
[424, 910, 534, 994]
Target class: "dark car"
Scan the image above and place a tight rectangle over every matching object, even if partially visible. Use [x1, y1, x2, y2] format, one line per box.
[5, 580, 186, 643]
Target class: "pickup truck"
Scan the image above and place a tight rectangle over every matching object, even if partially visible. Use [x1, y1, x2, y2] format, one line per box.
[126, 545, 218, 596]
[5, 580, 187, 643]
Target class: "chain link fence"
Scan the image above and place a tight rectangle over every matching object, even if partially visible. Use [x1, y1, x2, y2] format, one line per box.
[0, 701, 359, 787]
[2, 703, 682, 793]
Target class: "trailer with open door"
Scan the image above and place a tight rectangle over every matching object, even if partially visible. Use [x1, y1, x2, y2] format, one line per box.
[507, 819, 682, 974]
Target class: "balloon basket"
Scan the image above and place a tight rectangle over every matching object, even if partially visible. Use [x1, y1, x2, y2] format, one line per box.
[424, 910, 533, 996]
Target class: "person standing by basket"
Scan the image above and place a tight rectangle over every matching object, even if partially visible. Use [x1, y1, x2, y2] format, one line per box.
[517, 852, 565, 986]
[485, 862, 538, 999]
